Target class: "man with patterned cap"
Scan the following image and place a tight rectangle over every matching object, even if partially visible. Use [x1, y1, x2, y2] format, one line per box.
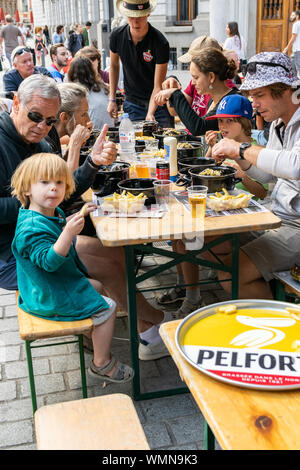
[107, 0, 173, 127]
[211, 52, 300, 299]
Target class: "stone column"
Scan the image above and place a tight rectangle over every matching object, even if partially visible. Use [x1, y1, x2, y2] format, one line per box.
[209, 0, 229, 45]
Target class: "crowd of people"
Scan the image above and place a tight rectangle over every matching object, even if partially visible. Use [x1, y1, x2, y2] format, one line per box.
[0, 0, 300, 387]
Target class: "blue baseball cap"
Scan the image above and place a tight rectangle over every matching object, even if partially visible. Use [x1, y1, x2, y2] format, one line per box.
[205, 94, 253, 120]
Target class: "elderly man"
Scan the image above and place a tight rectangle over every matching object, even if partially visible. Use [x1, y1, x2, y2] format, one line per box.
[47, 43, 69, 83]
[3, 45, 53, 93]
[107, 0, 173, 127]
[211, 52, 300, 299]
[0, 15, 24, 66]
[0, 74, 170, 360]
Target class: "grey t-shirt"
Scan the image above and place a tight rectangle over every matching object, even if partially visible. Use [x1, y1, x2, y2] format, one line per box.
[0, 24, 22, 53]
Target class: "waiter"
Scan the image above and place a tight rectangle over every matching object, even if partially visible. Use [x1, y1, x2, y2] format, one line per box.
[107, 0, 173, 127]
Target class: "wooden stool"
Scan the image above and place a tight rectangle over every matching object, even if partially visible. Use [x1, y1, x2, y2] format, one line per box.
[34, 394, 150, 450]
[17, 294, 93, 414]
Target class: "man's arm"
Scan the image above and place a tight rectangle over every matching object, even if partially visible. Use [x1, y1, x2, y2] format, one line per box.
[283, 33, 297, 54]
[107, 51, 120, 119]
[146, 62, 168, 121]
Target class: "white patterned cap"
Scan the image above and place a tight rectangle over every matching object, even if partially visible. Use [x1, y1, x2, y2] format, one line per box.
[240, 52, 299, 90]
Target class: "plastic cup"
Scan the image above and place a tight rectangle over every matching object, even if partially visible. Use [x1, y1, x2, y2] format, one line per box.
[145, 139, 159, 151]
[154, 179, 171, 205]
[135, 161, 150, 178]
[187, 185, 208, 218]
[134, 122, 143, 138]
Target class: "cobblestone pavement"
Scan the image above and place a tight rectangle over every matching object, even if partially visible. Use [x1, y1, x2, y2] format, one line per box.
[0, 248, 230, 450]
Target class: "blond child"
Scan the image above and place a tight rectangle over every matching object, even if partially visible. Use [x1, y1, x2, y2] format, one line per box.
[11, 153, 133, 384]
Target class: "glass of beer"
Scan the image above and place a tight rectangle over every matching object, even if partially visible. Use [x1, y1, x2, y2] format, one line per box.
[187, 185, 208, 218]
[135, 161, 150, 178]
[134, 122, 143, 138]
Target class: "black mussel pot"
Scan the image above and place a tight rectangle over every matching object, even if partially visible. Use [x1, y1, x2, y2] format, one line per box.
[117, 178, 156, 205]
[92, 162, 131, 197]
[178, 157, 215, 171]
[153, 129, 188, 149]
[142, 120, 158, 136]
[176, 167, 191, 187]
[177, 141, 204, 159]
[188, 165, 242, 193]
[107, 126, 120, 143]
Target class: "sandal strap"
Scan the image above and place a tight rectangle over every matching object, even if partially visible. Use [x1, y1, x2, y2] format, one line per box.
[93, 355, 117, 375]
[110, 359, 133, 381]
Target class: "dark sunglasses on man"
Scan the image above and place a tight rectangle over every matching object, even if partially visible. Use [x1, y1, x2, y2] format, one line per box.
[24, 103, 58, 126]
[246, 61, 290, 74]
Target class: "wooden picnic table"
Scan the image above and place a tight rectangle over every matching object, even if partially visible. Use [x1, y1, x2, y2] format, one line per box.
[160, 319, 300, 450]
[83, 187, 281, 401]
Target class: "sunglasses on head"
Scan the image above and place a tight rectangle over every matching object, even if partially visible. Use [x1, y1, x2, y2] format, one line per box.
[246, 61, 290, 74]
[14, 47, 31, 57]
[24, 103, 58, 126]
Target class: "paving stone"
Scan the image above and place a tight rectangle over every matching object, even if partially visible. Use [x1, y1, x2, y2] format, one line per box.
[0, 345, 21, 363]
[50, 353, 83, 373]
[0, 317, 19, 332]
[140, 394, 197, 423]
[0, 398, 34, 422]
[143, 422, 172, 449]
[168, 414, 205, 446]
[5, 359, 50, 379]
[0, 420, 33, 448]
[0, 381, 17, 401]
[4, 305, 18, 317]
[20, 373, 66, 398]
[0, 331, 22, 346]
[0, 293, 17, 306]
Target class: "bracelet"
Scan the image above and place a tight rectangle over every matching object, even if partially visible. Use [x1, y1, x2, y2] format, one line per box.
[109, 98, 116, 102]
[87, 154, 102, 169]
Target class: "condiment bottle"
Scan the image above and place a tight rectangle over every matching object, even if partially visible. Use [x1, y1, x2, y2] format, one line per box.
[163, 136, 178, 182]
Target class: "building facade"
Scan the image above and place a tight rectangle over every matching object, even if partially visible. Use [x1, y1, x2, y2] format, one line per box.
[29, 0, 299, 68]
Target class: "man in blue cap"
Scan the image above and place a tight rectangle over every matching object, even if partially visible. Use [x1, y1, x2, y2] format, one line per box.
[211, 52, 300, 299]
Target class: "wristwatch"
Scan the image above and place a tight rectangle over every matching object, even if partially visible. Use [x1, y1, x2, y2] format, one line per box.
[239, 142, 251, 160]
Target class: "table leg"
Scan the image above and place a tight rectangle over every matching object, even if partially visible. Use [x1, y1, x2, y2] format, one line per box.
[231, 234, 240, 300]
[204, 420, 215, 450]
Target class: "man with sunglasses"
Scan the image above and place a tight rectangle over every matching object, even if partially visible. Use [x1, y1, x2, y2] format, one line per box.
[211, 52, 300, 300]
[0, 74, 117, 291]
[3, 45, 53, 94]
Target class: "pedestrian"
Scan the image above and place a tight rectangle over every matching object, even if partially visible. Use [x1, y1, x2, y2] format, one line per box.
[48, 43, 69, 82]
[52, 25, 65, 45]
[11, 152, 134, 385]
[0, 14, 24, 66]
[43, 25, 51, 46]
[68, 24, 83, 57]
[3, 45, 53, 93]
[107, 0, 173, 127]
[223, 21, 246, 61]
[34, 27, 48, 67]
[83, 21, 92, 47]
[283, 10, 300, 76]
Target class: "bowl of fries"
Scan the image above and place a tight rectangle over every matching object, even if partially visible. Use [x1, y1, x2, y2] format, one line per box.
[206, 188, 253, 211]
[101, 190, 147, 214]
[117, 178, 156, 204]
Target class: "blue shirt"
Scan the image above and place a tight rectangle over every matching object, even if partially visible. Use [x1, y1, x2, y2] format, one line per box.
[3, 66, 54, 92]
[47, 64, 65, 83]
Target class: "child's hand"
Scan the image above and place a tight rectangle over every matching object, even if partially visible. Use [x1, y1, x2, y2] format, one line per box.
[224, 159, 245, 178]
[205, 131, 219, 148]
[64, 213, 85, 238]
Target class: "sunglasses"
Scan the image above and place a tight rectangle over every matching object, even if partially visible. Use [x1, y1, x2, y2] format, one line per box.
[24, 103, 58, 126]
[14, 47, 31, 57]
[246, 61, 290, 74]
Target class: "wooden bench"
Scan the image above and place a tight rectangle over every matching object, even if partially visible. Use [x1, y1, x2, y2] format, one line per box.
[273, 271, 300, 302]
[34, 394, 150, 450]
[17, 293, 93, 414]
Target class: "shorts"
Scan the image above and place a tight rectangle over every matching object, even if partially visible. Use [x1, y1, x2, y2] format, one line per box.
[91, 296, 116, 326]
[0, 256, 18, 291]
[241, 219, 300, 282]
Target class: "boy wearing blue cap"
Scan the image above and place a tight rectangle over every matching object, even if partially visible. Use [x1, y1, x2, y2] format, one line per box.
[205, 94, 268, 200]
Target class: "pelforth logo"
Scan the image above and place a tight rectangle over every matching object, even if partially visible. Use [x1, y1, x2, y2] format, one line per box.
[181, 305, 300, 389]
[143, 50, 153, 62]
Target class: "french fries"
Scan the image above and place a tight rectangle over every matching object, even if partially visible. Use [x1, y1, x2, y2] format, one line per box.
[79, 203, 89, 216]
[207, 188, 253, 211]
[101, 190, 147, 214]
[216, 304, 237, 315]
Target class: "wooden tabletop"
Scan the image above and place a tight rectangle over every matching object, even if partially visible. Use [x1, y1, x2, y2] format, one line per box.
[160, 320, 300, 450]
[84, 189, 281, 247]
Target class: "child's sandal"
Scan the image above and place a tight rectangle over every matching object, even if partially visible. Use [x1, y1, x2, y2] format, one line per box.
[88, 355, 134, 384]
